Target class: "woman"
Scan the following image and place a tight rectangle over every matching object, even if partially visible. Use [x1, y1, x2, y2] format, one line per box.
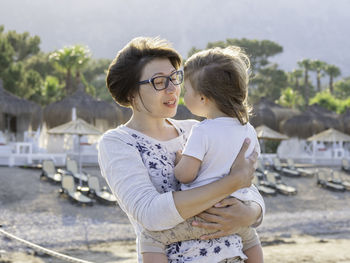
[98, 37, 264, 262]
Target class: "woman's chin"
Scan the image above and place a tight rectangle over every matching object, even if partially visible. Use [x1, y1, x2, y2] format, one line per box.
[162, 106, 178, 118]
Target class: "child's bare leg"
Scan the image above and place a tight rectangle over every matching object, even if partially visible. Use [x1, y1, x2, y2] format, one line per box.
[244, 244, 264, 263]
[143, 252, 168, 263]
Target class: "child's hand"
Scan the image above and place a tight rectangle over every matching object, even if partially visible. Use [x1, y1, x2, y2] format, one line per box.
[175, 150, 183, 165]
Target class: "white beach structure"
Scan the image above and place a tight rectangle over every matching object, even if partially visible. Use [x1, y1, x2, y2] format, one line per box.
[278, 128, 350, 166]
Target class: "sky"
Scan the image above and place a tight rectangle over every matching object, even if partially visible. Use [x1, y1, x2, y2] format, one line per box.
[1, 0, 350, 77]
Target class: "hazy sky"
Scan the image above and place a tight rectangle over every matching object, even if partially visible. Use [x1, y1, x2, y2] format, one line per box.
[1, 0, 349, 76]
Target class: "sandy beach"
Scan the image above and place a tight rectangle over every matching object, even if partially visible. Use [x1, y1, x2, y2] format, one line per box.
[1, 165, 350, 263]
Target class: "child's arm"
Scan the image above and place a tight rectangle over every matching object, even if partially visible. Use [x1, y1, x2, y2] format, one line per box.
[174, 155, 202, 184]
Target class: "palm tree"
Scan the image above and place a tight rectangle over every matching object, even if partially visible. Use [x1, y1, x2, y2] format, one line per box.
[276, 87, 304, 109]
[310, 60, 326, 92]
[49, 45, 90, 95]
[324, 64, 341, 94]
[289, 69, 303, 93]
[297, 59, 312, 104]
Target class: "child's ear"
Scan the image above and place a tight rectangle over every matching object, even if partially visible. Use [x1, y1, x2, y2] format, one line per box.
[200, 96, 208, 104]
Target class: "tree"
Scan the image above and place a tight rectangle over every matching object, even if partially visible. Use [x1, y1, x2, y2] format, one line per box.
[49, 45, 91, 95]
[4, 29, 40, 61]
[250, 64, 288, 102]
[324, 64, 341, 93]
[0, 30, 14, 75]
[82, 58, 112, 100]
[310, 60, 326, 92]
[309, 91, 338, 113]
[297, 59, 312, 104]
[187, 46, 202, 58]
[288, 69, 303, 93]
[24, 52, 57, 79]
[333, 77, 350, 99]
[41, 75, 64, 104]
[276, 87, 304, 109]
[225, 38, 283, 75]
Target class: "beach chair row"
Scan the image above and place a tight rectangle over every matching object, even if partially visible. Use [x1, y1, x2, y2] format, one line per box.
[40, 159, 117, 206]
[255, 157, 350, 195]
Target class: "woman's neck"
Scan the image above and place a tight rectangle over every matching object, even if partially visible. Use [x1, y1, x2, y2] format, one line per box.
[125, 113, 178, 141]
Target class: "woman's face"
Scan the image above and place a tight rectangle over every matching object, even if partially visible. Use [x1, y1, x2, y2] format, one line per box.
[134, 58, 181, 118]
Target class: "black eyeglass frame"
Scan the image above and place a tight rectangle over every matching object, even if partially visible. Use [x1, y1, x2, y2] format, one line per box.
[138, 70, 184, 91]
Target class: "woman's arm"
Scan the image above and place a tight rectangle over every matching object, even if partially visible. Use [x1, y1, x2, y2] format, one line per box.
[192, 197, 263, 240]
[99, 132, 255, 231]
[172, 138, 257, 220]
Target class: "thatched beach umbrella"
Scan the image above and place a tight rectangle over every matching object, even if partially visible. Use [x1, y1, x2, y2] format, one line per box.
[0, 79, 41, 139]
[281, 104, 342, 139]
[340, 109, 350, 135]
[250, 99, 278, 131]
[174, 104, 202, 121]
[256, 125, 289, 140]
[48, 118, 101, 185]
[306, 104, 342, 131]
[255, 125, 289, 153]
[281, 114, 324, 139]
[307, 128, 350, 142]
[250, 98, 299, 132]
[43, 83, 123, 130]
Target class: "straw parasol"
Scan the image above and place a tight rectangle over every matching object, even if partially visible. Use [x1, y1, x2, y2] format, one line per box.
[307, 128, 350, 142]
[250, 98, 300, 132]
[250, 98, 278, 131]
[255, 125, 289, 153]
[0, 79, 41, 134]
[174, 104, 203, 121]
[340, 108, 350, 135]
[48, 118, 101, 185]
[43, 83, 123, 129]
[281, 104, 342, 139]
[256, 125, 289, 140]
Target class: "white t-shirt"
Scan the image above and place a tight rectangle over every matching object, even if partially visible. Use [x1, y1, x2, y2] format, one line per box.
[182, 117, 260, 202]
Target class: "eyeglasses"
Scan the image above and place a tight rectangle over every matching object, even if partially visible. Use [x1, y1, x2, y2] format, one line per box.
[138, 70, 184, 91]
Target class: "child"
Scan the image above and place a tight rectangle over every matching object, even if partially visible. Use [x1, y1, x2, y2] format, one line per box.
[142, 46, 264, 263]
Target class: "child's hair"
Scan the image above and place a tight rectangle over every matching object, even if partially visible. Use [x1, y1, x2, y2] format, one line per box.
[106, 37, 182, 107]
[184, 46, 251, 125]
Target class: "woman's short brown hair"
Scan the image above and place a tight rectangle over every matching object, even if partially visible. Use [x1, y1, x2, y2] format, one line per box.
[184, 46, 251, 125]
[106, 37, 182, 107]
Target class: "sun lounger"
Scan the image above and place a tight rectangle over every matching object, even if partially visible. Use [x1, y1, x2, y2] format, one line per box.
[330, 171, 350, 191]
[316, 170, 345, 192]
[273, 158, 300, 177]
[252, 172, 277, 196]
[40, 160, 62, 184]
[88, 176, 117, 205]
[286, 159, 314, 177]
[342, 159, 350, 173]
[59, 175, 93, 205]
[266, 171, 297, 195]
[65, 159, 89, 185]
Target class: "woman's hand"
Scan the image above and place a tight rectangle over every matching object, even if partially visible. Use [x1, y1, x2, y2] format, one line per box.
[228, 138, 258, 189]
[193, 197, 262, 240]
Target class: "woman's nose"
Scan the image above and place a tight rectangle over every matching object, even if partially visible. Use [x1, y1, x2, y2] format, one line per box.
[166, 81, 177, 93]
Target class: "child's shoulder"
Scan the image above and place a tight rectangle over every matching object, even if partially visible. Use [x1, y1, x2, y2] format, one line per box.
[168, 118, 200, 132]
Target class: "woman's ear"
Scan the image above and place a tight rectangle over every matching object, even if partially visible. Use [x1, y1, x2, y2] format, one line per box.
[129, 95, 140, 112]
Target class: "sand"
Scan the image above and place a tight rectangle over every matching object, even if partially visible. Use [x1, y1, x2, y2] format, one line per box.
[1, 166, 350, 263]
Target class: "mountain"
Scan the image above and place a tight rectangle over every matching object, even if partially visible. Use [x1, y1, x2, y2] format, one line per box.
[1, 0, 349, 77]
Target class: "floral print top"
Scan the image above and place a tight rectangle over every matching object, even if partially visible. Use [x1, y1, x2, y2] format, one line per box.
[121, 119, 247, 262]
